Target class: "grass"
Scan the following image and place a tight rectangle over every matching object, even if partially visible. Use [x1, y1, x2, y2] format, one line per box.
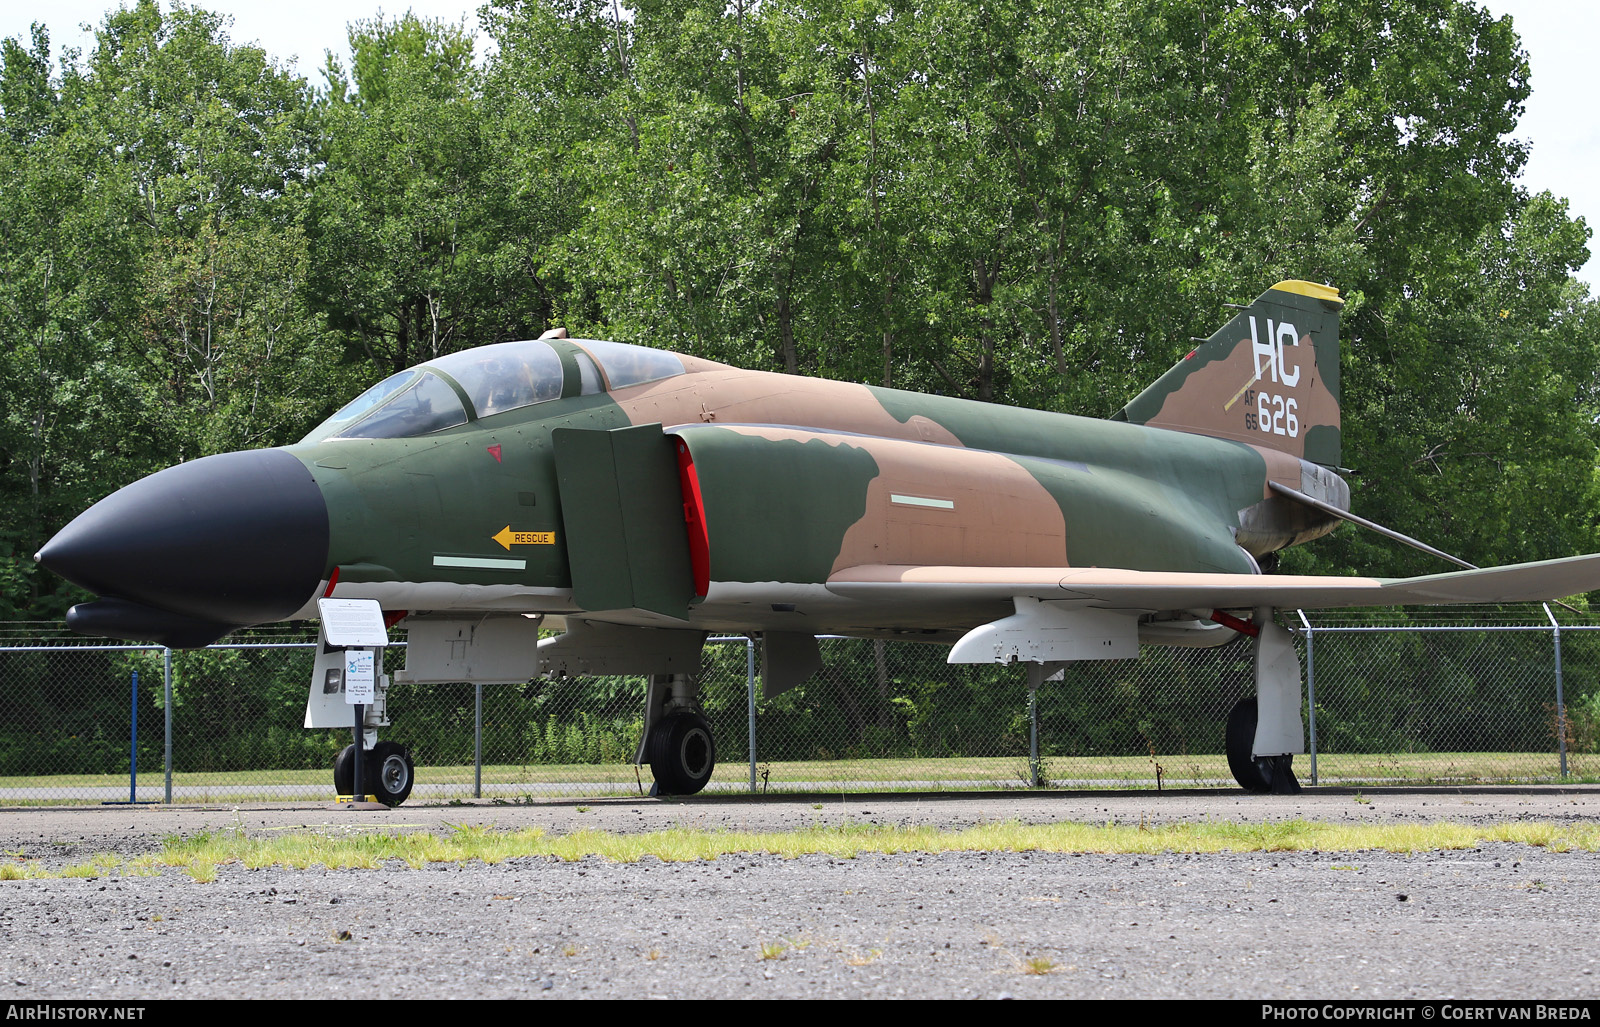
[4, 751, 1600, 805]
[2, 817, 1599, 881]
[184, 859, 217, 883]
[1019, 955, 1057, 975]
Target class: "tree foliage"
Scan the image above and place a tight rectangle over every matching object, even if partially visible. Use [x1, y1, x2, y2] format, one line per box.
[3, 0, 1597, 623]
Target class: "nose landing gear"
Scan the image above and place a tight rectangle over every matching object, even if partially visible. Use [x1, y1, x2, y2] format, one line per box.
[334, 740, 416, 807]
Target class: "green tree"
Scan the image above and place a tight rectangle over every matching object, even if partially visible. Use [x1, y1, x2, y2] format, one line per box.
[0, 3, 329, 618]
[82, 1, 324, 451]
[307, 10, 548, 386]
[0, 24, 130, 617]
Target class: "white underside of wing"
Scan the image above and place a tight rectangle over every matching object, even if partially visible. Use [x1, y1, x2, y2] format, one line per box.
[827, 554, 1600, 611]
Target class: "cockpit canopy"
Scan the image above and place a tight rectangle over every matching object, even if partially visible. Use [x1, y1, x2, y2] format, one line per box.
[301, 338, 687, 443]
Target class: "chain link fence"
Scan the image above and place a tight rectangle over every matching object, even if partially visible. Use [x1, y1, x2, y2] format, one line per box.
[1, 606, 1596, 802]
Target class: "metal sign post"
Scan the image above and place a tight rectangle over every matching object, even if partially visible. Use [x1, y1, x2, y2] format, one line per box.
[318, 599, 390, 810]
[346, 648, 376, 800]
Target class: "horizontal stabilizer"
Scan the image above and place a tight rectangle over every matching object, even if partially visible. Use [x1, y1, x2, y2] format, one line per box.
[828, 554, 1600, 611]
[1268, 481, 1475, 570]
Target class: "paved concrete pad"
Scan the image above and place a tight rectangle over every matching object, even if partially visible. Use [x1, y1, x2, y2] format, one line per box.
[2, 788, 1598, 1000]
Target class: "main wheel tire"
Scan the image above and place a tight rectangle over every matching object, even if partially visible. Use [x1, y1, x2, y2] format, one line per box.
[367, 740, 415, 807]
[1225, 696, 1302, 794]
[648, 712, 716, 796]
[1225, 697, 1272, 793]
[333, 744, 358, 796]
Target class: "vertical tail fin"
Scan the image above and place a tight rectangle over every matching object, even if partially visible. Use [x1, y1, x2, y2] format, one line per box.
[1114, 281, 1344, 467]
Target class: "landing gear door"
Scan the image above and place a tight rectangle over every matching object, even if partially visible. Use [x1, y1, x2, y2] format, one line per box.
[304, 623, 387, 729]
[551, 423, 695, 619]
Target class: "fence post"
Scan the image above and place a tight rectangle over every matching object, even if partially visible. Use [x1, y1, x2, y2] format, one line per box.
[474, 682, 484, 798]
[1297, 610, 1317, 786]
[1545, 604, 1567, 778]
[128, 670, 138, 803]
[746, 636, 757, 793]
[1029, 673, 1040, 788]
[163, 648, 173, 804]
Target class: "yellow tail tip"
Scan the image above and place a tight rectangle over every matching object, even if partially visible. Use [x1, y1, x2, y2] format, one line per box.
[1272, 280, 1342, 304]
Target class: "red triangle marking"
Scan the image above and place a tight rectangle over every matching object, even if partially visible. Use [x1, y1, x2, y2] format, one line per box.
[487, 444, 502, 463]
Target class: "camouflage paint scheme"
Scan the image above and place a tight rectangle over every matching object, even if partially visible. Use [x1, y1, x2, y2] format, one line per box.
[39, 279, 1600, 651]
[260, 283, 1331, 640]
[39, 278, 1600, 800]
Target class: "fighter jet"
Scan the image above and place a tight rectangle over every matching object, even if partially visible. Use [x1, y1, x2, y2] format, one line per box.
[35, 281, 1600, 804]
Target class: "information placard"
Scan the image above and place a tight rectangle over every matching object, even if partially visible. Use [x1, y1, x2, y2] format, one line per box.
[317, 598, 390, 648]
[344, 650, 375, 704]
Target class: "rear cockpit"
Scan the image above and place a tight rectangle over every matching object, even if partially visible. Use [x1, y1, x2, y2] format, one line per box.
[300, 338, 690, 442]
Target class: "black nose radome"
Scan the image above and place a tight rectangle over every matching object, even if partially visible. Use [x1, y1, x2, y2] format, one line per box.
[37, 448, 329, 637]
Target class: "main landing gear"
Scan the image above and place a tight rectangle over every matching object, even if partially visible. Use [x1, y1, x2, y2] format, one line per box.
[1211, 609, 1304, 795]
[638, 673, 717, 795]
[334, 740, 415, 807]
[1225, 696, 1300, 795]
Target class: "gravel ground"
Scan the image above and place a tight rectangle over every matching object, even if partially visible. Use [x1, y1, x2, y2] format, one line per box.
[2, 788, 1599, 1000]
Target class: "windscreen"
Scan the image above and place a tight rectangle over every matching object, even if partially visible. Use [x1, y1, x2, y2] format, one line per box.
[336, 371, 468, 439]
[301, 369, 468, 442]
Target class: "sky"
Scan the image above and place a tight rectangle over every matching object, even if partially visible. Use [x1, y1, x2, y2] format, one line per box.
[1, 1, 1595, 289]
[0, 1, 495, 72]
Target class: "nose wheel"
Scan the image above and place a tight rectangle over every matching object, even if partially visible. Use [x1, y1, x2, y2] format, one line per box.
[333, 741, 416, 806]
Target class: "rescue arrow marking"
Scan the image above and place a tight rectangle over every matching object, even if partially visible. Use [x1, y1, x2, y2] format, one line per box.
[493, 526, 556, 550]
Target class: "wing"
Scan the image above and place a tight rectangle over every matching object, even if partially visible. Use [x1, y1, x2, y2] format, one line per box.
[826, 553, 1600, 611]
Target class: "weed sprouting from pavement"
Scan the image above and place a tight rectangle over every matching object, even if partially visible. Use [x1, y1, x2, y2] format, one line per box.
[4, 819, 1599, 881]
